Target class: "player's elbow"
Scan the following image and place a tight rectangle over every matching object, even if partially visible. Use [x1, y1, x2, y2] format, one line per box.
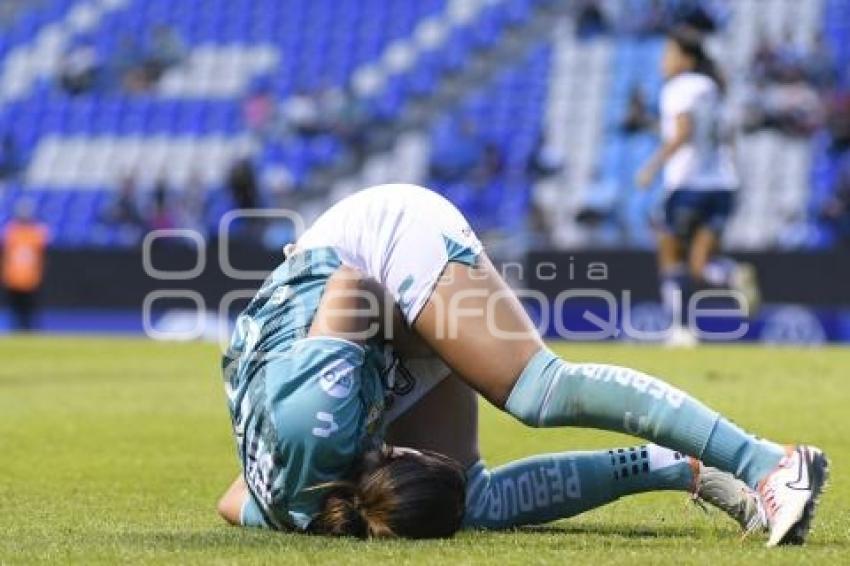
[216, 480, 245, 525]
[217, 491, 242, 526]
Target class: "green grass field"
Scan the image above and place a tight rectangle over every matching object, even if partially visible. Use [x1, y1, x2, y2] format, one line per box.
[1, 337, 848, 564]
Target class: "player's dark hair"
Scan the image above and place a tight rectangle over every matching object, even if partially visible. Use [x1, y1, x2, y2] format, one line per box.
[669, 26, 726, 94]
[309, 448, 466, 539]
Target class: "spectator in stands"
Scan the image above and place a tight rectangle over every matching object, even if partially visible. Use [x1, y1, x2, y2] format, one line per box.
[672, 0, 722, 34]
[806, 33, 837, 89]
[628, 0, 668, 36]
[227, 156, 260, 212]
[101, 174, 146, 234]
[317, 85, 347, 128]
[0, 134, 21, 183]
[767, 34, 808, 85]
[625, 0, 725, 37]
[147, 177, 176, 230]
[243, 78, 279, 140]
[575, 0, 609, 40]
[575, 166, 623, 240]
[227, 155, 263, 238]
[526, 133, 564, 181]
[333, 90, 383, 163]
[282, 89, 325, 137]
[751, 30, 835, 92]
[743, 30, 834, 138]
[1, 199, 48, 331]
[743, 77, 823, 137]
[175, 173, 208, 237]
[472, 143, 505, 188]
[429, 120, 483, 185]
[59, 40, 100, 95]
[621, 85, 656, 134]
[820, 156, 850, 244]
[111, 34, 148, 92]
[143, 25, 186, 84]
[148, 178, 176, 231]
[750, 34, 776, 83]
[826, 92, 850, 152]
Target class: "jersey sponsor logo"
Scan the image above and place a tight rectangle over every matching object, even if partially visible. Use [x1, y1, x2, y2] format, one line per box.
[312, 412, 339, 438]
[381, 357, 417, 411]
[391, 361, 416, 396]
[569, 363, 685, 409]
[478, 459, 581, 522]
[319, 364, 354, 399]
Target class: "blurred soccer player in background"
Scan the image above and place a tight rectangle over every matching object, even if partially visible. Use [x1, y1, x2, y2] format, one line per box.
[637, 28, 759, 346]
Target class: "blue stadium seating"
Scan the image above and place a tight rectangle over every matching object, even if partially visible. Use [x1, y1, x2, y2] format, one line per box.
[808, 0, 850, 245]
[0, 1, 77, 62]
[2, 0, 849, 250]
[429, 43, 551, 233]
[2, 0, 451, 247]
[600, 37, 666, 248]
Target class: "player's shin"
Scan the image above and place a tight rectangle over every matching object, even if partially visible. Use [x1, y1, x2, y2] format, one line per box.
[463, 444, 694, 529]
[504, 348, 785, 489]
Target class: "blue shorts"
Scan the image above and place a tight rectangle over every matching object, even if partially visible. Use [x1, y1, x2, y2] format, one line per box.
[662, 189, 735, 240]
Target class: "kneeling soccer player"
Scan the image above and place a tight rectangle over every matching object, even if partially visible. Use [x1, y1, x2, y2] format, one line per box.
[218, 184, 827, 546]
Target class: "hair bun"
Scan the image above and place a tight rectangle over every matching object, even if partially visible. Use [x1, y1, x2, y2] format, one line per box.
[309, 482, 372, 539]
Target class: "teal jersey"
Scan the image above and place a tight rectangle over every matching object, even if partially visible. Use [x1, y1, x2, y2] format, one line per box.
[222, 247, 388, 530]
[220, 188, 484, 530]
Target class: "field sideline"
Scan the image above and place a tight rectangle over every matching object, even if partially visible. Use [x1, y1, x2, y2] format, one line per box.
[1, 337, 848, 564]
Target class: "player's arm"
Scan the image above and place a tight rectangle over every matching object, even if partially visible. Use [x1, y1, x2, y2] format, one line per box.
[636, 112, 692, 188]
[217, 475, 249, 526]
[217, 475, 273, 529]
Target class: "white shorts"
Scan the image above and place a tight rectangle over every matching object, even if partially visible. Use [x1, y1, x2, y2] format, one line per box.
[383, 354, 453, 424]
[296, 184, 484, 324]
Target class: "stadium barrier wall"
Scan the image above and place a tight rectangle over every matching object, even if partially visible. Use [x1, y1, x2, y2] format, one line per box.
[9, 246, 850, 343]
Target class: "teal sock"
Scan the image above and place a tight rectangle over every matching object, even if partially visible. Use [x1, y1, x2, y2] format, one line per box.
[505, 349, 784, 488]
[463, 444, 694, 529]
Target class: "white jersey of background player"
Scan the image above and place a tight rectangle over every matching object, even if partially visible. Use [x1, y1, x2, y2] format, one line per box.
[660, 70, 738, 192]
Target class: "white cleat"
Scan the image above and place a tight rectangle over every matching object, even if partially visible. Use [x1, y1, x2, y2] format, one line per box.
[691, 462, 766, 535]
[758, 445, 829, 547]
